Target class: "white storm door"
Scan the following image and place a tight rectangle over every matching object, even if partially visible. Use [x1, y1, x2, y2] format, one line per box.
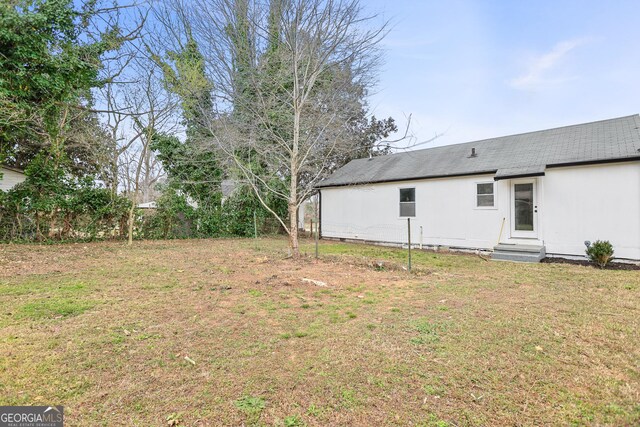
[511, 180, 538, 238]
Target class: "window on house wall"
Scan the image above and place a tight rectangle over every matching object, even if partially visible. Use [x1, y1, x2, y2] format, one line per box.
[399, 188, 416, 217]
[476, 182, 495, 207]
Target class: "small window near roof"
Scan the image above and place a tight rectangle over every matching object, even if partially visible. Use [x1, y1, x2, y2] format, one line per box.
[476, 182, 495, 207]
[399, 188, 415, 217]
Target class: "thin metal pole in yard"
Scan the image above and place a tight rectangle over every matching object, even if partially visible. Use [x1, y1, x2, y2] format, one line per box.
[253, 210, 258, 240]
[407, 217, 412, 272]
[315, 218, 319, 259]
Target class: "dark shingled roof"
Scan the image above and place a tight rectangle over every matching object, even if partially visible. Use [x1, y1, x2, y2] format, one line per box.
[317, 114, 640, 188]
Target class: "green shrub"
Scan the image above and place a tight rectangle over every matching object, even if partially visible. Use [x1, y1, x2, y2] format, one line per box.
[585, 240, 614, 268]
[139, 183, 286, 239]
[140, 188, 199, 239]
[0, 152, 130, 242]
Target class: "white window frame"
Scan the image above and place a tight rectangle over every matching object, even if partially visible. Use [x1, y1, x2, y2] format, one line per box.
[399, 187, 416, 218]
[474, 181, 497, 210]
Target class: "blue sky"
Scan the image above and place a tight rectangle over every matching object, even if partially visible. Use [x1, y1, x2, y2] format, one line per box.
[367, 0, 640, 148]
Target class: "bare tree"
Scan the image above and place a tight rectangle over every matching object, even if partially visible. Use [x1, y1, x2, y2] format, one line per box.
[102, 56, 179, 244]
[92, 3, 180, 244]
[127, 68, 179, 244]
[101, 77, 167, 202]
[156, 0, 387, 256]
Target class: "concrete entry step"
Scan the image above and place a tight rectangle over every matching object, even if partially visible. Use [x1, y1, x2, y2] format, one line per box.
[492, 244, 546, 263]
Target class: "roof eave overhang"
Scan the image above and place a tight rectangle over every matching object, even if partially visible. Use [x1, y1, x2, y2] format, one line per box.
[494, 172, 545, 181]
[0, 165, 25, 174]
[315, 170, 498, 189]
[546, 155, 640, 169]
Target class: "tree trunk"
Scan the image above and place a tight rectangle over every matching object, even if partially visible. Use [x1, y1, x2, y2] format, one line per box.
[119, 214, 127, 238]
[288, 202, 299, 257]
[35, 211, 43, 241]
[128, 128, 151, 246]
[127, 204, 135, 245]
[290, 100, 300, 257]
[48, 209, 57, 239]
[111, 156, 119, 198]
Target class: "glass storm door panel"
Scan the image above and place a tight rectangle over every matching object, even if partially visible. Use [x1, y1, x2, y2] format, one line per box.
[514, 183, 534, 231]
[511, 181, 537, 238]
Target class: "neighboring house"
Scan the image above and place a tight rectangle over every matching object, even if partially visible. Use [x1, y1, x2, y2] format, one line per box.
[317, 115, 640, 262]
[137, 196, 198, 210]
[297, 195, 318, 231]
[137, 201, 158, 209]
[0, 165, 26, 192]
[221, 179, 240, 204]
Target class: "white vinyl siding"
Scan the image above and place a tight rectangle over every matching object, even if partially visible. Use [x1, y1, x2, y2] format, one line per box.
[0, 167, 26, 192]
[320, 174, 504, 250]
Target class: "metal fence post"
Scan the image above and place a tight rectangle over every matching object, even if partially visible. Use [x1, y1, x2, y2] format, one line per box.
[315, 218, 319, 259]
[253, 210, 258, 240]
[407, 217, 412, 271]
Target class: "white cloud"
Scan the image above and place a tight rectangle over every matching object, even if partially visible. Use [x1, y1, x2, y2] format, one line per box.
[509, 38, 590, 89]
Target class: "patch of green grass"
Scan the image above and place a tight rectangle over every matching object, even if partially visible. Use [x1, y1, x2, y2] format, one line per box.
[0, 279, 90, 297]
[57, 379, 92, 400]
[283, 414, 305, 426]
[15, 298, 96, 321]
[166, 412, 184, 427]
[340, 388, 359, 408]
[419, 414, 450, 427]
[234, 395, 265, 424]
[110, 333, 125, 345]
[368, 376, 386, 389]
[423, 383, 446, 397]
[306, 404, 321, 417]
[141, 280, 177, 291]
[248, 289, 263, 297]
[214, 266, 233, 275]
[603, 403, 625, 416]
[411, 319, 447, 346]
[137, 333, 162, 341]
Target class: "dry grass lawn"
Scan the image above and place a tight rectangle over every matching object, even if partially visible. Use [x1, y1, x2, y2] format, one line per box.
[0, 238, 639, 426]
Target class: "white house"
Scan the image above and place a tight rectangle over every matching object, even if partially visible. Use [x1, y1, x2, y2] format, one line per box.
[317, 115, 640, 262]
[137, 201, 158, 209]
[0, 165, 26, 192]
